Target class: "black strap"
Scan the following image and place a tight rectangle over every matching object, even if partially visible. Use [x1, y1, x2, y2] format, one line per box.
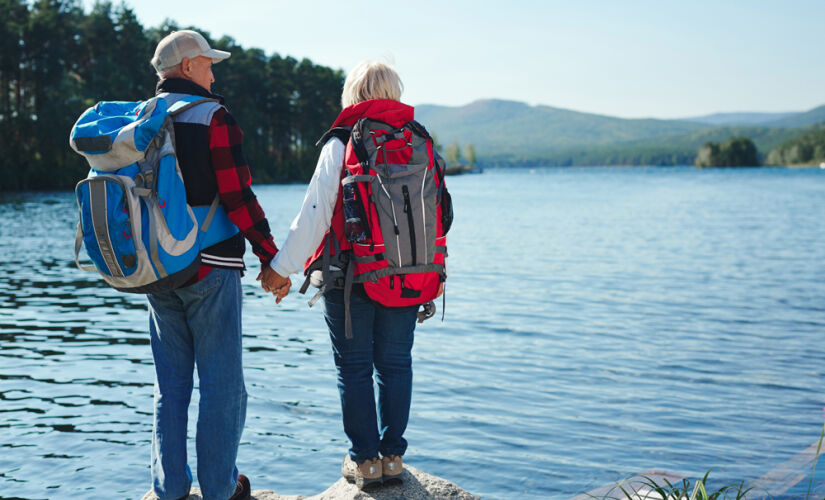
[321, 229, 340, 299]
[343, 258, 355, 339]
[406, 120, 432, 141]
[352, 253, 385, 263]
[316, 126, 352, 147]
[433, 151, 447, 203]
[442, 282, 446, 321]
[350, 119, 372, 169]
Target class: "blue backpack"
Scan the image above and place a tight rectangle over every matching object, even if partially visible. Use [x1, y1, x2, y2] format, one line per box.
[69, 94, 238, 293]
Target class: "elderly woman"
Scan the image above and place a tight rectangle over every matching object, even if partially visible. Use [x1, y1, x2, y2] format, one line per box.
[267, 61, 448, 490]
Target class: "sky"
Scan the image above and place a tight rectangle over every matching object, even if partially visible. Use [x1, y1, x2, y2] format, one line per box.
[84, 0, 825, 119]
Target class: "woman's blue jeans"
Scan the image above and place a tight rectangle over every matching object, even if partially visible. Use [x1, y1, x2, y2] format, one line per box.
[147, 268, 246, 500]
[322, 288, 418, 463]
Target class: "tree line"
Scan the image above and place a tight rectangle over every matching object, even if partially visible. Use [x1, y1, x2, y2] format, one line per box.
[444, 141, 476, 166]
[765, 125, 825, 166]
[694, 127, 825, 168]
[694, 137, 759, 167]
[0, 0, 344, 191]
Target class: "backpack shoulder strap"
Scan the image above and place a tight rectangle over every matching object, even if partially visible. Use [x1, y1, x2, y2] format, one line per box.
[316, 126, 352, 147]
[157, 93, 220, 117]
[349, 119, 372, 169]
[405, 119, 433, 141]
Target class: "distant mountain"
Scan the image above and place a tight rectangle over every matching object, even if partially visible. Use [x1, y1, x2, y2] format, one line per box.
[763, 105, 825, 128]
[415, 99, 706, 157]
[415, 99, 825, 166]
[683, 111, 799, 126]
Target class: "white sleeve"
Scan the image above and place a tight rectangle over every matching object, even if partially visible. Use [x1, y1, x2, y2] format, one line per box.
[269, 138, 345, 277]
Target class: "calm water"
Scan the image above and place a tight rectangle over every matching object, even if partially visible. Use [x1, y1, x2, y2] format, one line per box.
[1, 167, 825, 500]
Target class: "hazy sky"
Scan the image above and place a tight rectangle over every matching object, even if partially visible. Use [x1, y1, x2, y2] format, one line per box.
[86, 0, 825, 118]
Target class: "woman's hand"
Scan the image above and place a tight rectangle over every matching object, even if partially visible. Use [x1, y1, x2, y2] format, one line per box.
[257, 266, 292, 303]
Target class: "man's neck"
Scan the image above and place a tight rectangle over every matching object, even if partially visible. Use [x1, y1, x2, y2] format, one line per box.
[156, 78, 222, 102]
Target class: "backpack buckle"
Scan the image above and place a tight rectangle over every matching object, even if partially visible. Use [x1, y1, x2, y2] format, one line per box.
[417, 301, 436, 323]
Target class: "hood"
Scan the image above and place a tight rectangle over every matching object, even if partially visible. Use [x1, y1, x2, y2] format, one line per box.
[329, 99, 414, 129]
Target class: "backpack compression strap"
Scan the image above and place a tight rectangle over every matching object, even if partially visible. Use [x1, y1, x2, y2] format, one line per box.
[74, 222, 100, 273]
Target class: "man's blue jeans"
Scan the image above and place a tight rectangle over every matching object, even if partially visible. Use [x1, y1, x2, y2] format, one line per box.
[147, 268, 246, 500]
[322, 288, 418, 463]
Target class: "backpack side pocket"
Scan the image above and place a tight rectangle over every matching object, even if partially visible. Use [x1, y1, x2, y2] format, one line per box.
[76, 175, 139, 277]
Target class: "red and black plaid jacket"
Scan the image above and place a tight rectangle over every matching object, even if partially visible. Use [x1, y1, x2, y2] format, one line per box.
[157, 78, 278, 284]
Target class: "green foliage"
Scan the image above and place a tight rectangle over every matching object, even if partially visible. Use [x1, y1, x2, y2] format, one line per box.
[595, 471, 753, 500]
[0, 1, 343, 191]
[765, 125, 825, 166]
[805, 419, 825, 500]
[591, 420, 825, 500]
[481, 146, 696, 167]
[464, 142, 476, 166]
[445, 141, 461, 166]
[429, 131, 441, 154]
[694, 137, 759, 167]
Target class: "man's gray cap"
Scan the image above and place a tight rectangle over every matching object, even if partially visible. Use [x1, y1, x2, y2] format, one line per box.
[151, 30, 230, 71]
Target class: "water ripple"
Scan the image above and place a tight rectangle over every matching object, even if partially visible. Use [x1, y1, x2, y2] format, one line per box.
[1, 169, 825, 499]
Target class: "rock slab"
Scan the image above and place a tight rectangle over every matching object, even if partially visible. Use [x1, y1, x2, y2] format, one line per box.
[141, 465, 479, 500]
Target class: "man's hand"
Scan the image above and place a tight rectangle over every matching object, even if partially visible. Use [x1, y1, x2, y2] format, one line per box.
[257, 266, 291, 304]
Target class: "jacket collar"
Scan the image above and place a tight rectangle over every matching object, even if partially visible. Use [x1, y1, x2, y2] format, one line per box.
[155, 78, 225, 104]
[330, 99, 414, 129]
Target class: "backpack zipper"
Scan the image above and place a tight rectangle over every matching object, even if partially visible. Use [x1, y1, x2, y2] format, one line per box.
[402, 185, 417, 265]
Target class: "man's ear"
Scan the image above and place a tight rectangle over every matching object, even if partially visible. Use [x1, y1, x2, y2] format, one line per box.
[180, 57, 192, 77]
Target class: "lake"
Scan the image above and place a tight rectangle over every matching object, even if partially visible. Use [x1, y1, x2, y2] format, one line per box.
[1, 167, 824, 499]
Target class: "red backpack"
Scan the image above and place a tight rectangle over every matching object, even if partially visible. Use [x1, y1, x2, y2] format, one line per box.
[300, 102, 453, 337]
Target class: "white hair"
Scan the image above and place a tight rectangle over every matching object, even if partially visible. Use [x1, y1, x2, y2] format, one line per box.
[156, 62, 183, 80]
[341, 60, 404, 108]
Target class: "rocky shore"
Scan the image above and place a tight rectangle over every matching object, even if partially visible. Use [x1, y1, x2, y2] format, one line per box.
[141, 464, 479, 500]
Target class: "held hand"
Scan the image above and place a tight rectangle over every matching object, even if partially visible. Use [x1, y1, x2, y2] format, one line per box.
[272, 278, 292, 304]
[257, 266, 291, 302]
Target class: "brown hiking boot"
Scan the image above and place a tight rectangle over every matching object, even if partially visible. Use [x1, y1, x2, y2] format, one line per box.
[381, 455, 403, 485]
[341, 454, 382, 490]
[228, 474, 251, 500]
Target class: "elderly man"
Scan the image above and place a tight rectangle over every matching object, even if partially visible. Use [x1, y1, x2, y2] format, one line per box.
[147, 30, 289, 500]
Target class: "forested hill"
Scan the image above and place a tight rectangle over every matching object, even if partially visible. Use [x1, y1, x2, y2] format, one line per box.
[416, 100, 706, 157]
[0, 1, 343, 191]
[416, 100, 825, 166]
[765, 124, 825, 165]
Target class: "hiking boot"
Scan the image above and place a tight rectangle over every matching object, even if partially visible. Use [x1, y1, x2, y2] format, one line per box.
[228, 474, 251, 500]
[381, 455, 403, 486]
[341, 454, 382, 490]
